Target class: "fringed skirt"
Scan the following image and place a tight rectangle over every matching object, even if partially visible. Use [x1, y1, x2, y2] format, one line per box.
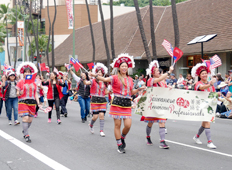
[142, 117, 167, 123]
[18, 99, 36, 117]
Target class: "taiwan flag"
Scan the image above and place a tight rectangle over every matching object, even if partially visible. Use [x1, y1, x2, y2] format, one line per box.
[70, 57, 83, 71]
[40, 63, 47, 71]
[25, 73, 37, 84]
[87, 62, 95, 70]
[173, 47, 183, 63]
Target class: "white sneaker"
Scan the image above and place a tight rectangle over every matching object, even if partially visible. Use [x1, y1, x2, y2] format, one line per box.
[100, 131, 105, 137]
[89, 124, 94, 134]
[193, 136, 202, 144]
[207, 142, 216, 149]
[165, 128, 167, 134]
[216, 112, 220, 117]
[8, 121, 12, 125]
[14, 120, 20, 125]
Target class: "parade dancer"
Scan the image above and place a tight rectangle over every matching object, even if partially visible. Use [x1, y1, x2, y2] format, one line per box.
[2, 70, 20, 125]
[41, 72, 67, 124]
[144, 60, 174, 149]
[83, 63, 108, 137]
[90, 54, 145, 153]
[60, 72, 72, 117]
[16, 62, 40, 143]
[35, 75, 43, 118]
[192, 63, 217, 149]
[70, 69, 91, 123]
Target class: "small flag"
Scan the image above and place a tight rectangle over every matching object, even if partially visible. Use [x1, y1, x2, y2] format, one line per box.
[210, 55, 222, 70]
[25, 73, 37, 84]
[45, 66, 50, 73]
[173, 47, 183, 63]
[87, 63, 95, 70]
[54, 67, 59, 74]
[40, 63, 46, 71]
[64, 63, 71, 71]
[70, 58, 82, 72]
[162, 39, 173, 57]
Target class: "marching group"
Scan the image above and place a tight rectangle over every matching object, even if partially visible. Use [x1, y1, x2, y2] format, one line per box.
[0, 53, 221, 153]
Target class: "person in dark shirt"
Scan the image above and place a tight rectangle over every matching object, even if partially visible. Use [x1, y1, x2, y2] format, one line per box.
[42, 72, 67, 124]
[169, 74, 177, 86]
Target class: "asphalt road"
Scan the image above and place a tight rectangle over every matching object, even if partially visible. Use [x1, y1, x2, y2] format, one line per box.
[0, 101, 231, 170]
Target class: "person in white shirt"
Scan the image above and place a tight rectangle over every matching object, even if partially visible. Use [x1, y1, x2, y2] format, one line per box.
[177, 74, 185, 89]
[137, 76, 145, 88]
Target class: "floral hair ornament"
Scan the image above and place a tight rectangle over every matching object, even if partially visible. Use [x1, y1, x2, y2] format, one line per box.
[146, 60, 159, 77]
[92, 62, 108, 76]
[16, 62, 38, 75]
[111, 53, 135, 75]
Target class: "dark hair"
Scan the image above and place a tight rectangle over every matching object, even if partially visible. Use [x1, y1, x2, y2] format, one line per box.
[7, 74, 16, 80]
[85, 72, 90, 81]
[50, 72, 58, 84]
[24, 67, 32, 73]
[198, 70, 207, 81]
[216, 74, 224, 81]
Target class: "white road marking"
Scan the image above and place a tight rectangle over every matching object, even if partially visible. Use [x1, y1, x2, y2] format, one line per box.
[166, 139, 232, 158]
[0, 130, 70, 170]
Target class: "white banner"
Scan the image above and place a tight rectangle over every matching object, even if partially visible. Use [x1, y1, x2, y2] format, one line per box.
[136, 87, 218, 122]
[65, 0, 74, 29]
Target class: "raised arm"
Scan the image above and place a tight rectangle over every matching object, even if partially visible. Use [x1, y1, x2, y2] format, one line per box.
[153, 66, 174, 84]
[198, 78, 216, 90]
[90, 72, 111, 83]
[70, 69, 81, 83]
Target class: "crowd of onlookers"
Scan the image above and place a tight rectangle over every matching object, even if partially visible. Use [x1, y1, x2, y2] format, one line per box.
[132, 70, 232, 119]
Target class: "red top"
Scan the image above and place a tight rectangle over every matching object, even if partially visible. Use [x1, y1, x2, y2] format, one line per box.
[0, 82, 3, 98]
[147, 78, 167, 88]
[46, 80, 64, 100]
[110, 75, 133, 98]
[90, 79, 106, 97]
[143, 78, 146, 83]
[16, 79, 37, 100]
[195, 81, 215, 92]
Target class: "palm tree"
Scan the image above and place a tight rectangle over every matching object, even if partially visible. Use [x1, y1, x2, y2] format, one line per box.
[98, 0, 111, 70]
[110, 0, 115, 59]
[0, 23, 6, 52]
[149, 0, 157, 60]
[85, 0, 95, 63]
[133, 0, 152, 63]
[51, 0, 57, 70]
[28, 34, 52, 58]
[171, 0, 180, 48]
[46, 0, 51, 68]
[0, 4, 11, 65]
[14, 0, 18, 69]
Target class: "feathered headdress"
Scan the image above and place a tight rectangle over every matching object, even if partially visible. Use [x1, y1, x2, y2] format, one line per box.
[92, 62, 108, 76]
[16, 62, 38, 75]
[111, 53, 135, 75]
[146, 60, 159, 77]
[191, 63, 210, 78]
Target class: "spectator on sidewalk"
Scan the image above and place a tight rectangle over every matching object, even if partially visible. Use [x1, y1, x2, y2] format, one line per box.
[133, 75, 139, 89]
[177, 74, 185, 89]
[137, 76, 145, 88]
[169, 74, 177, 87]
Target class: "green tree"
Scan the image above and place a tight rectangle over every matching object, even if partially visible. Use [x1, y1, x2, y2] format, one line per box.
[0, 4, 11, 65]
[0, 23, 6, 52]
[28, 34, 52, 60]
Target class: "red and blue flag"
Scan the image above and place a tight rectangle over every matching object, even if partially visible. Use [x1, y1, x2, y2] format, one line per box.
[25, 73, 37, 84]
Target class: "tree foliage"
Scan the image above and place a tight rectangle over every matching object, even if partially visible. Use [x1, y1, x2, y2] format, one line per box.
[103, 0, 187, 7]
[28, 34, 52, 58]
